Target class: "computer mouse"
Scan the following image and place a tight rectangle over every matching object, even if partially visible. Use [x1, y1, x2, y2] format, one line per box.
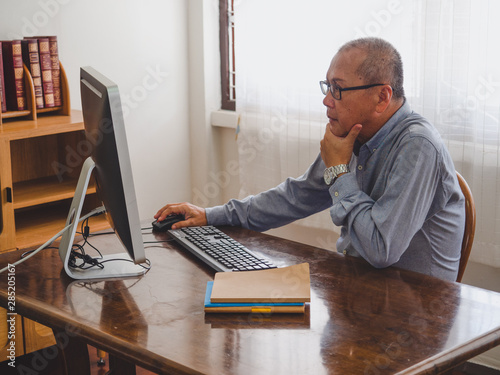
[152, 214, 185, 232]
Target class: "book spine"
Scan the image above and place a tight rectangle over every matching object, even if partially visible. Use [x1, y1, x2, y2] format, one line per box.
[47, 36, 61, 107]
[12, 40, 26, 111]
[0, 41, 6, 112]
[1, 40, 26, 111]
[204, 305, 305, 313]
[37, 38, 55, 108]
[21, 39, 44, 109]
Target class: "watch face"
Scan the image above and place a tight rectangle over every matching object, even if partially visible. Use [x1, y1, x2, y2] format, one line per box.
[324, 168, 333, 185]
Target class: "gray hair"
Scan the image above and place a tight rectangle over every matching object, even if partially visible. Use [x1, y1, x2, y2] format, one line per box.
[338, 37, 405, 99]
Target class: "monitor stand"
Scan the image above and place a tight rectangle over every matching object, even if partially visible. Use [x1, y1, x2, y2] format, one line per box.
[58, 157, 146, 280]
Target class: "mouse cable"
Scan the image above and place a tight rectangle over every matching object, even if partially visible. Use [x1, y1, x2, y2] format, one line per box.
[142, 226, 175, 243]
[143, 239, 175, 244]
[143, 229, 175, 243]
[0, 206, 106, 274]
[69, 219, 152, 272]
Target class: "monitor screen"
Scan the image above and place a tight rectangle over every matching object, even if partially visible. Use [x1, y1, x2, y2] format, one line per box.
[80, 66, 145, 262]
[58, 67, 146, 280]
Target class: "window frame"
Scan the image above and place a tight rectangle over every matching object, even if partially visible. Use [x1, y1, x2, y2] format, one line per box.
[219, 0, 235, 111]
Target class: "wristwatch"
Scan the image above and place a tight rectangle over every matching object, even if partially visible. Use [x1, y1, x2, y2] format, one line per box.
[323, 164, 350, 185]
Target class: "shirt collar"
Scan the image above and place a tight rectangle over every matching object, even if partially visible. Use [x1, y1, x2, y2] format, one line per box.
[354, 99, 411, 156]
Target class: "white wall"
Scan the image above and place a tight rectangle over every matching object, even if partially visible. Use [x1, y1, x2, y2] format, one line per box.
[0, 0, 193, 220]
[187, 0, 224, 209]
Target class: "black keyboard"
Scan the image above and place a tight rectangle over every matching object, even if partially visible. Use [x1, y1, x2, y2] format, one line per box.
[168, 226, 277, 272]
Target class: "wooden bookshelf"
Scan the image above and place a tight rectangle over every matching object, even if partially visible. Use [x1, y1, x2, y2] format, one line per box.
[13, 176, 96, 209]
[0, 62, 109, 253]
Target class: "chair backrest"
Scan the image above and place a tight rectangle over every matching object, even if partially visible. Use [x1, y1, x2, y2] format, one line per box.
[455, 172, 476, 282]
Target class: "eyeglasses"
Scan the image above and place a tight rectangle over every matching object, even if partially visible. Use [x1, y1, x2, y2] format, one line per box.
[319, 80, 386, 100]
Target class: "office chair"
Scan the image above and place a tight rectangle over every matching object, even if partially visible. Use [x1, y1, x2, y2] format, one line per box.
[455, 172, 476, 283]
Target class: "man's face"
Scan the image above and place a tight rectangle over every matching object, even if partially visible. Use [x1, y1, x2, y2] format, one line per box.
[323, 48, 374, 140]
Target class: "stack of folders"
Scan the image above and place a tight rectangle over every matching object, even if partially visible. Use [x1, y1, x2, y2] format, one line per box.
[204, 263, 310, 314]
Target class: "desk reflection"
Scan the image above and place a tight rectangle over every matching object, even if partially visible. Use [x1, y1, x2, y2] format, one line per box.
[204, 309, 311, 329]
[66, 279, 148, 346]
[318, 258, 459, 374]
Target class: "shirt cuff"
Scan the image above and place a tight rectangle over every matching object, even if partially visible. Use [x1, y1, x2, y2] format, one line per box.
[205, 205, 228, 226]
[328, 172, 358, 205]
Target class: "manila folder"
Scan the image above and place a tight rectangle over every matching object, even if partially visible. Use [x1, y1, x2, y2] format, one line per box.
[210, 263, 310, 303]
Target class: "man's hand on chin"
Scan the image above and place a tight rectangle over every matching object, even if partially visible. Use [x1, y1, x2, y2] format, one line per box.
[320, 123, 362, 167]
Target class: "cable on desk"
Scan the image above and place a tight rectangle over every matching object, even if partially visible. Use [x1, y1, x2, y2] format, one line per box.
[0, 206, 106, 274]
[68, 219, 152, 273]
[2, 213, 160, 274]
[142, 226, 175, 244]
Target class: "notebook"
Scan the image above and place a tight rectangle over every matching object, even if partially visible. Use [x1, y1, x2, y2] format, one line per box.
[210, 262, 311, 303]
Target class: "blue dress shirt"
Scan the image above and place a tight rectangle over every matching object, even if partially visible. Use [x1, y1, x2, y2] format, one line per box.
[206, 100, 465, 281]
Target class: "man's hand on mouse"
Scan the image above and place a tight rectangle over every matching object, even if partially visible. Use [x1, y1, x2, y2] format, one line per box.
[154, 202, 207, 230]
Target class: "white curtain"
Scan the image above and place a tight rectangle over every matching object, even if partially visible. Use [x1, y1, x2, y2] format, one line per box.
[234, 0, 500, 267]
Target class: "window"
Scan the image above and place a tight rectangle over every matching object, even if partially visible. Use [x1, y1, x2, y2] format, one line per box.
[219, 0, 235, 111]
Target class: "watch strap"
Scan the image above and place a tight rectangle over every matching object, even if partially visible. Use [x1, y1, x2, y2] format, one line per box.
[331, 164, 350, 178]
[324, 164, 350, 185]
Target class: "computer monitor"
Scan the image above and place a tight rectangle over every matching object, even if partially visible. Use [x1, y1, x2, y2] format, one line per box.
[58, 66, 146, 280]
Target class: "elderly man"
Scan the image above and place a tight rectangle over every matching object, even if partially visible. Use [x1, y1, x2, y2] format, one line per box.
[155, 37, 465, 281]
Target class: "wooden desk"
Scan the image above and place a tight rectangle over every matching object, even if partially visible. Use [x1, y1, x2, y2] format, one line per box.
[1, 226, 500, 374]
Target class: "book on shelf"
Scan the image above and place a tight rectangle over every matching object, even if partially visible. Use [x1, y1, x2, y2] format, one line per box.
[21, 38, 44, 109]
[204, 263, 311, 314]
[0, 41, 6, 113]
[26, 36, 61, 107]
[36, 37, 55, 108]
[1, 40, 26, 111]
[47, 36, 61, 107]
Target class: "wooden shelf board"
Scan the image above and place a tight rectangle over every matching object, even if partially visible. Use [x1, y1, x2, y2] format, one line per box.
[1, 110, 32, 119]
[0, 109, 83, 141]
[13, 176, 96, 210]
[15, 204, 110, 250]
[36, 106, 64, 114]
